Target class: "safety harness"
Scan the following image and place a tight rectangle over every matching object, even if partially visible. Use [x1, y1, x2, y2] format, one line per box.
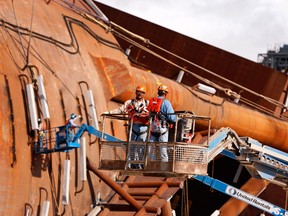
[132, 128, 148, 137]
[128, 99, 149, 137]
[147, 97, 169, 137]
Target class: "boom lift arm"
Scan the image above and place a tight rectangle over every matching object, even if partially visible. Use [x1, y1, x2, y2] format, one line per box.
[202, 127, 288, 187]
[34, 123, 121, 154]
[192, 128, 288, 215]
[98, 112, 288, 215]
[220, 136, 288, 188]
[72, 123, 121, 143]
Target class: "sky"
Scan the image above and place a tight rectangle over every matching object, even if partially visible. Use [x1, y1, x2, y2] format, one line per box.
[95, 0, 288, 62]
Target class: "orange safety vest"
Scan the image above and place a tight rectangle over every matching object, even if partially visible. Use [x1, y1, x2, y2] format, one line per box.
[147, 98, 172, 132]
[147, 98, 163, 113]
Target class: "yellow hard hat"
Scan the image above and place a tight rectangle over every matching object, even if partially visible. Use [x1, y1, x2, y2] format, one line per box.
[158, 84, 168, 93]
[136, 85, 146, 93]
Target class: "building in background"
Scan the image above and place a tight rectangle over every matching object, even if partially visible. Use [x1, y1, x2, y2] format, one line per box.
[258, 44, 288, 74]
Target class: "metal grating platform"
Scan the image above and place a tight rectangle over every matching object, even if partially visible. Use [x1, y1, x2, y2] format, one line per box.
[99, 141, 208, 175]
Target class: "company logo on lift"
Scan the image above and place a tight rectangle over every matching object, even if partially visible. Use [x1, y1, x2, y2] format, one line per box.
[226, 186, 283, 215]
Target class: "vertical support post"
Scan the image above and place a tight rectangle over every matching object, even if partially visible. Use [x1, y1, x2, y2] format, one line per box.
[233, 164, 243, 183]
[25, 209, 31, 216]
[87, 90, 99, 130]
[125, 47, 131, 56]
[80, 137, 87, 181]
[40, 200, 50, 216]
[62, 160, 70, 205]
[26, 84, 38, 130]
[283, 88, 288, 113]
[37, 75, 50, 119]
[176, 70, 184, 83]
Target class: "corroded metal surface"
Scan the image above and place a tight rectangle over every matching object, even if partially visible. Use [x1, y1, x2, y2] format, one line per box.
[97, 2, 288, 113]
[0, 0, 123, 215]
[100, 59, 288, 152]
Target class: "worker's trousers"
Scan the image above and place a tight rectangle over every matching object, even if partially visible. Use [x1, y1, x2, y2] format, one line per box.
[130, 124, 148, 162]
[149, 127, 169, 162]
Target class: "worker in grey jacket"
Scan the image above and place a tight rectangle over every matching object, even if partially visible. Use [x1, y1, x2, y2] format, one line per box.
[103, 85, 149, 169]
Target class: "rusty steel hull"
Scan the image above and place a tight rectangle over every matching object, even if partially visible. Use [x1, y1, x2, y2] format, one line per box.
[0, 0, 287, 215]
[0, 0, 122, 215]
